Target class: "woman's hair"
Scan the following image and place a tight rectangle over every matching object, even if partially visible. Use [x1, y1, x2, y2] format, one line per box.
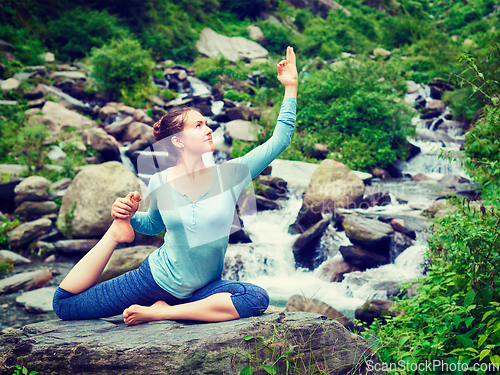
[153, 106, 198, 156]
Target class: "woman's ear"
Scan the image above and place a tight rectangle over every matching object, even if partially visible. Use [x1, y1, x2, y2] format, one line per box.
[171, 136, 184, 150]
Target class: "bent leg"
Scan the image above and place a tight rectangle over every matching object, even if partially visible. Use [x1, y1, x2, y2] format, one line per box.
[53, 257, 178, 320]
[122, 280, 269, 326]
[58, 219, 134, 294]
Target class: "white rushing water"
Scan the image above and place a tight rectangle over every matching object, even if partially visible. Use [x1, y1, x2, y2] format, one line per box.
[226, 185, 427, 319]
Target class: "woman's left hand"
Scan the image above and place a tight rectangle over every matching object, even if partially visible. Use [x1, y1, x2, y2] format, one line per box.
[277, 46, 298, 87]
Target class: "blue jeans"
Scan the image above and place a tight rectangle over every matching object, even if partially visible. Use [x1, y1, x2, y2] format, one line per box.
[52, 257, 269, 320]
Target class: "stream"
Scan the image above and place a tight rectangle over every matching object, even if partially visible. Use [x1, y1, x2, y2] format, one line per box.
[0, 80, 469, 330]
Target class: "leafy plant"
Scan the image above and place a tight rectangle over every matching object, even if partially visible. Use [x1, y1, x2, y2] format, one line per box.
[90, 37, 154, 105]
[0, 259, 14, 274]
[15, 123, 50, 173]
[11, 365, 38, 375]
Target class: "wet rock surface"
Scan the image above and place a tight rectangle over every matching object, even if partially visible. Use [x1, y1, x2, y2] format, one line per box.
[0, 312, 385, 375]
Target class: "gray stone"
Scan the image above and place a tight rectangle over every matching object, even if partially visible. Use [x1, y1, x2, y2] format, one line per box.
[0, 99, 18, 105]
[82, 128, 121, 160]
[342, 216, 394, 252]
[40, 84, 91, 114]
[52, 71, 86, 80]
[373, 47, 391, 59]
[41, 52, 55, 63]
[53, 239, 99, 253]
[8, 218, 53, 247]
[225, 120, 262, 141]
[355, 299, 403, 326]
[317, 257, 360, 282]
[247, 24, 265, 43]
[50, 178, 72, 191]
[14, 176, 50, 206]
[1, 78, 21, 92]
[0, 250, 31, 265]
[47, 145, 66, 161]
[196, 28, 269, 62]
[0, 269, 52, 294]
[0, 313, 385, 375]
[123, 121, 153, 143]
[16, 286, 58, 312]
[293, 218, 331, 269]
[34, 101, 95, 134]
[56, 162, 147, 238]
[303, 160, 365, 214]
[99, 246, 157, 282]
[15, 201, 59, 217]
[285, 295, 353, 329]
[339, 244, 390, 270]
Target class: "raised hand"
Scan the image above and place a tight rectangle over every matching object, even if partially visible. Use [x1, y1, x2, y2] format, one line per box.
[277, 46, 298, 88]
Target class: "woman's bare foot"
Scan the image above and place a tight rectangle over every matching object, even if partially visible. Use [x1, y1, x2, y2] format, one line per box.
[123, 300, 170, 326]
[109, 218, 135, 243]
[109, 192, 141, 243]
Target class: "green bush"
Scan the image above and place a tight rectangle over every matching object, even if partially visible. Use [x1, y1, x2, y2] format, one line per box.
[45, 7, 131, 61]
[90, 37, 154, 105]
[220, 0, 269, 19]
[296, 59, 413, 171]
[0, 25, 44, 67]
[365, 196, 500, 374]
[16, 123, 50, 173]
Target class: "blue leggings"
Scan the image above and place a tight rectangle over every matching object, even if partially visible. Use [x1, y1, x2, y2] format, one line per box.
[52, 257, 269, 320]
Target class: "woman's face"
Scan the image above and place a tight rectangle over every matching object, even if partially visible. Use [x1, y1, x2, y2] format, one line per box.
[177, 110, 214, 154]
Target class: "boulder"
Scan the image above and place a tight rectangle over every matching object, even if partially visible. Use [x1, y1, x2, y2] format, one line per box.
[255, 195, 281, 211]
[339, 245, 390, 270]
[0, 269, 52, 294]
[286, 0, 350, 17]
[317, 256, 360, 282]
[1, 78, 21, 93]
[52, 71, 86, 80]
[123, 122, 154, 143]
[355, 299, 403, 325]
[391, 231, 414, 259]
[373, 47, 391, 59]
[56, 162, 146, 238]
[288, 202, 323, 234]
[342, 215, 394, 254]
[0, 178, 22, 211]
[105, 116, 134, 136]
[99, 246, 157, 282]
[293, 218, 331, 269]
[53, 239, 99, 253]
[15, 200, 58, 218]
[225, 106, 261, 121]
[225, 120, 262, 142]
[32, 101, 95, 134]
[360, 186, 391, 209]
[303, 160, 365, 214]
[0, 250, 31, 265]
[247, 25, 265, 43]
[8, 218, 53, 247]
[14, 176, 50, 206]
[422, 199, 452, 218]
[285, 295, 353, 328]
[82, 128, 121, 161]
[196, 28, 269, 62]
[389, 218, 416, 240]
[40, 52, 55, 63]
[0, 313, 385, 374]
[16, 286, 58, 313]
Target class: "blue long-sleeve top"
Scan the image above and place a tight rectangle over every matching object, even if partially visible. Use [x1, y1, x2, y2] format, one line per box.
[130, 97, 297, 298]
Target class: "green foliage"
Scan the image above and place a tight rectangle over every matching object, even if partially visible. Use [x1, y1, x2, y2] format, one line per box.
[220, 0, 269, 19]
[457, 51, 500, 185]
[45, 7, 131, 61]
[365, 197, 500, 374]
[0, 217, 21, 246]
[224, 89, 252, 103]
[11, 365, 38, 375]
[256, 20, 294, 56]
[16, 123, 51, 173]
[0, 259, 14, 274]
[0, 25, 45, 67]
[297, 59, 413, 171]
[90, 37, 155, 105]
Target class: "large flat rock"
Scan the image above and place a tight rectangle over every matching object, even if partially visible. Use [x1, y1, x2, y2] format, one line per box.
[0, 312, 386, 374]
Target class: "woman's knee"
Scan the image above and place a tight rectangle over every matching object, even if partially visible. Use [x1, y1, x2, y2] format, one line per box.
[52, 287, 75, 320]
[232, 283, 269, 318]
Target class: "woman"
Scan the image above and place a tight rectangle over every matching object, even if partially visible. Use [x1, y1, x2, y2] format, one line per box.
[53, 46, 298, 326]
